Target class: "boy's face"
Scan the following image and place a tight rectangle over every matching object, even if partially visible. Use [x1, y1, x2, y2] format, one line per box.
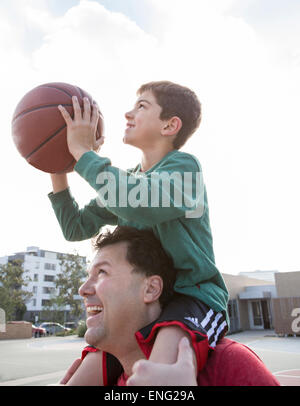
[124, 90, 166, 149]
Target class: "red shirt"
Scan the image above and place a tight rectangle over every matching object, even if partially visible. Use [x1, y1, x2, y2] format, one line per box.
[116, 338, 280, 386]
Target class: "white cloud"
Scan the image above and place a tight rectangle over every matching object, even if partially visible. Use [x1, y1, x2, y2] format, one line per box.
[0, 0, 299, 274]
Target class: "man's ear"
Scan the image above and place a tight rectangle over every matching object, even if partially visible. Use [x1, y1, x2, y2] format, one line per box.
[143, 275, 163, 304]
[161, 116, 182, 137]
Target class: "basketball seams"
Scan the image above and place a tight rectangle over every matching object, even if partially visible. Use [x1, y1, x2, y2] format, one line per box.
[58, 158, 76, 174]
[76, 86, 84, 99]
[39, 84, 77, 99]
[25, 124, 66, 159]
[12, 104, 73, 123]
[13, 83, 84, 122]
[12, 82, 100, 173]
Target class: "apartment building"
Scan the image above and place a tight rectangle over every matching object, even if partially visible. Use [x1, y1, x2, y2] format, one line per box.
[0, 246, 86, 323]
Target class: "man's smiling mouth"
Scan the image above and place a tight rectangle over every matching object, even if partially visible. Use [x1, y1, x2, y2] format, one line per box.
[86, 305, 103, 315]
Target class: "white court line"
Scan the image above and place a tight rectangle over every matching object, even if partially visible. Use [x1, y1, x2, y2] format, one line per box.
[273, 369, 300, 375]
[274, 374, 300, 378]
[0, 370, 65, 386]
[243, 343, 300, 355]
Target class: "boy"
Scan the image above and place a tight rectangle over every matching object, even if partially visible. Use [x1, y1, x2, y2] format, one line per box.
[49, 81, 229, 384]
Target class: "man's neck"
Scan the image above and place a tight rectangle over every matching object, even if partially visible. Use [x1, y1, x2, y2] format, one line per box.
[117, 343, 147, 377]
[110, 306, 161, 377]
[140, 146, 175, 172]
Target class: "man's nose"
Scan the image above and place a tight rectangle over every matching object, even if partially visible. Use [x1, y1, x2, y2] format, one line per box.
[79, 278, 94, 297]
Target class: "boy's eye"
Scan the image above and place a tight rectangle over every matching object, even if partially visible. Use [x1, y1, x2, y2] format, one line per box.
[138, 103, 145, 109]
[98, 269, 106, 275]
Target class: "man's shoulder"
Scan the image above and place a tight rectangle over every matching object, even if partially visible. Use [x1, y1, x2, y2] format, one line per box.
[198, 338, 280, 386]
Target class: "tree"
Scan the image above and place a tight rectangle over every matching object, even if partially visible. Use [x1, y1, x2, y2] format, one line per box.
[0, 260, 33, 321]
[49, 252, 87, 321]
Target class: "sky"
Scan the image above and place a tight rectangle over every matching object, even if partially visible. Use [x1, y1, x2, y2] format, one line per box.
[0, 0, 299, 275]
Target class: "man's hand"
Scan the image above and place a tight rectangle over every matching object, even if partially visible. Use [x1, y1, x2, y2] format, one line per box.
[58, 96, 104, 161]
[126, 337, 197, 386]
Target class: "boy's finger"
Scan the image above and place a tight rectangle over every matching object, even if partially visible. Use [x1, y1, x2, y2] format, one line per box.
[83, 97, 91, 121]
[91, 104, 100, 128]
[93, 135, 105, 152]
[72, 96, 82, 121]
[58, 105, 73, 126]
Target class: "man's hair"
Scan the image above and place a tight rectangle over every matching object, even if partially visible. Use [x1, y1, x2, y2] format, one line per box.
[137, 80, 201, 149]
[93, 226, 176, 307]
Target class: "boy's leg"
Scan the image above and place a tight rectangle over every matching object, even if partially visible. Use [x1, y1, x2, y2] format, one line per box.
[149, 325, 197, 371]
[140, 294, 228, 373]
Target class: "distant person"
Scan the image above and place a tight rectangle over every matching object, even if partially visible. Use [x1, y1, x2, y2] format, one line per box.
[49, 81, 229, 382]
[58, 226, 279, 387]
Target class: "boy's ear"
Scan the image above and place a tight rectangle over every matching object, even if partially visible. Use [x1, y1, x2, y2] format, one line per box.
[161, 116, 182, 137]
[143, 275, 163, 304]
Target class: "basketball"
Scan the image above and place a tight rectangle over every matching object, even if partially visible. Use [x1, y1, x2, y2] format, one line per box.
[11, 82, 103, 173]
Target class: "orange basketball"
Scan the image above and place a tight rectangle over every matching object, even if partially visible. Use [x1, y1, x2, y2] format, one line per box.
[12, 82, 103, 173]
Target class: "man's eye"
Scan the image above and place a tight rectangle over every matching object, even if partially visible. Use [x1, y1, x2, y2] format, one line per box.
[138, 103, 145, 109]
[98, 269, 106, 275]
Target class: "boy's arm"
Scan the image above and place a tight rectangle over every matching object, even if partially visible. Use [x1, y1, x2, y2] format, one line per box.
[48, 183, 118, 242]
[74, 151, 204, 226]
[57, 96, 204, 226]
[50, 173, 69, 194]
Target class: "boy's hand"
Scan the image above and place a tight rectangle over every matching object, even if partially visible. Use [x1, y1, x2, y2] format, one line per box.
[126, 337, 197, 386]
[58, 96, 104, 161]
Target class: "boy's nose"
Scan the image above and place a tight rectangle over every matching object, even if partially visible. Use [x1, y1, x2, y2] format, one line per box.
[125, 110, 133, 120]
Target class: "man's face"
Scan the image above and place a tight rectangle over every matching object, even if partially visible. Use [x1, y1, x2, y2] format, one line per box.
[124, 90, 166, 149]
[79, 242, 146, 350]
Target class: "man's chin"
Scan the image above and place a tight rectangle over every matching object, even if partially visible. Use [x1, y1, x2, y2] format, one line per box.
[84, 327, 104, 349]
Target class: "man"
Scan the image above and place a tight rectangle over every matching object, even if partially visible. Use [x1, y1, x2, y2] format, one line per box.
[61, 226, 279, 386]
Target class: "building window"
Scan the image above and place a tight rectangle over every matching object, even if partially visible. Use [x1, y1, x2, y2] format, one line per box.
[42, 299, 51, 307]
[44, 275, 55, 282]
[251, 301, 263, 326]
[43, 287, 55, 294]
[44, 263, 56, 271]
[32, 299, 36, 306]
[33, 274, 38, 281]
[33, 286, 38, 293]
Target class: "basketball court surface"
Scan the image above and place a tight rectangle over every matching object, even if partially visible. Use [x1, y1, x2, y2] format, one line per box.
[0, 330, 299, 386]
[231, 330, 300, 386]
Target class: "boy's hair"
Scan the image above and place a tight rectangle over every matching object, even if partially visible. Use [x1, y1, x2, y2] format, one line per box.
[137, 81, 201, 149]
[93, 226, 176, 307]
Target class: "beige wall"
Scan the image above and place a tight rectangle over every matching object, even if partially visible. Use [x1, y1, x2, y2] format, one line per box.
[0, 321, 32, 340]
[222, 274, 272, 331]
[272, 297, 300, 335]
[222, 273, 271, 299]
[275, 271, 300, 297]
